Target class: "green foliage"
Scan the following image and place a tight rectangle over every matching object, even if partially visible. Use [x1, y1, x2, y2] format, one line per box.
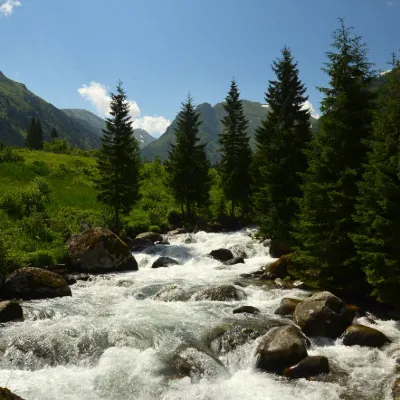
[352, 56, 400, 305]
[25, 117, 44, 150]
[96, 82, 141, 232]
[0, 145, 24, 163]
[293, 20, 376, 294]
[219, 79, 252, 217]
[43, 139, 72, 154]
[166, 94, 211, 221]
[51, 127, 59, 139]
[252, 47, 312, 247]
[149, 225, 161, 233]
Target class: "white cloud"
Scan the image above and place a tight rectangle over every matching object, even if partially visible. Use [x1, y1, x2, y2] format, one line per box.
[78, 81, 170, 136]
[301, 100, 320, 119]
[380, 69, 392, 76]
[0, 0, 21, 16]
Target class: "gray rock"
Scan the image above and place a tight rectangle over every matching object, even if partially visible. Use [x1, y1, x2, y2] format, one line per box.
[68, 227, 138, 273]
[126, 237, 154, 251]
[153, 284, 190, 302]
[208, 249, 234, 262]
[342, 324, 391, 348]
[233, 305, 260, 315]
[255, 325, 308, 374]
[274, 298, 302, 316]
[45, 264, 68, 276]
[293, 291, 354, 338]
[152, 257, 180, 269]
[193, 285, 247, 301]
[0, 300, 23, 322]
[136, 231, 163, 243]
[283, 356, 330, 379]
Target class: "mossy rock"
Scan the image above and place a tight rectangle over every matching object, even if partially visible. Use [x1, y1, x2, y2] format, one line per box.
[392, 377, 400, 400]
[4, 267, 71, 300]
[274, 298, 302, 316]
[262, 254, 294, 280]
[0, 388, 25, 400]
[135, 231, 163, 243]
[0, 300, 23, 322]
[68, 227, 138, 273]
[342, 324, 391, 348]
[193, 285, 247, 301]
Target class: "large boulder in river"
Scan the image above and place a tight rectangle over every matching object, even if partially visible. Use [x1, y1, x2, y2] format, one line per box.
[0, 300, 23, 322]
[68, 228, 138, 273]
[135, 231, 163, 243]
[293, 291, 354, 338]
[255, 325, 308, 374]
[262, 254, 292, 280]
[0, 388, 25, 400]
[283, 356, 330, 379]
[124, 237, 154, 251]
[3, 268, 72, 300]
[208, 249, 234, 262]
[342, 324, 390, 348]
[152, 257, 180, 269]
[274, 298, 302, 316]
[193, 285, 247, 301]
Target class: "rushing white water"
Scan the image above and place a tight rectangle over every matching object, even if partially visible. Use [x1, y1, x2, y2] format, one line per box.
[0, 230, 399, 400]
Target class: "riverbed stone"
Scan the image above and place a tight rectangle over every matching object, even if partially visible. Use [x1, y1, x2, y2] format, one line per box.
[193, 285, 247, 301]
[208, 249, 234, 262]
[3, 267, 71, 300]
[0, 388, 25, 400]
[233, 305, 260, 315]
[283, 356, 330, 379]
[274, 298, 302, 316]
[68, 227, 138, 273]
[255, 325, 308, 374]
[135, 231, 163, 243]
[153, 284, 190, 302]
[262, 254, 292, 280]
[152, 257, 180, 269]
[342, 324, 391, 348]
[124, 237, 154, 251]
[0, 300, 23, 322]
[293, 291, 354, 338]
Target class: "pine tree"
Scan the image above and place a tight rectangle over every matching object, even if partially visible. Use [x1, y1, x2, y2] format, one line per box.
[35, 119, 44, 150]
[25, 117, 37, 149]
[96, 81, 141, 232]
[293, 19, 375, 294]
[219, 79, 252, 217]
[252, 46, 311, 247]
[352, 55, 400, 305]
[51, 127, 59, 139]
[166, 94, 211, 222]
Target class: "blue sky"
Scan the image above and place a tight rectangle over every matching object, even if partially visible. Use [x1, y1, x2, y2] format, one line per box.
[0, 0, 399, 136]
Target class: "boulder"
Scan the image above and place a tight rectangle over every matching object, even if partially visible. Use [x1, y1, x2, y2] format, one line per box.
[262, 254, 292, 280]
[208, 249, 234, 262]
[0, 300, 23, 322]
[224, 257, 245, 266]
[392, 377, 400, 400]
[65, 275, 77, 285]
[0, 388, 25, 400]
[68, 227, 138, 273]
[274, 298, 302, 316]
[342, 324, 391, 348]
[125, 237, 154, 251]
[193, 285, 247, 301]
[152, 257, 180, 269]
[168, 227, 188, 235]
[135, 231, 163, 243]
[283, 356, 330, 379]
[268, 239, 293, 258]
[3, 268, 71, 300]
[293, 291, 354, 338]
[153, 284, 190, 302]
[76, 273, 90, 282]
[233, 305, 260, 315]
[255, 325, 308, 374]
[45, 264, 68, 276]
[208, 222, 223, 233]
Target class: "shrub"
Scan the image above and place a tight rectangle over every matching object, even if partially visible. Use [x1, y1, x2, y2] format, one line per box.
[148, 225, 161, 233]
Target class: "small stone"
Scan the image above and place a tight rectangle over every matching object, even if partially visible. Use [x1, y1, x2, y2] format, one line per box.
[233, 305, 260, 315]
[284, 356, 330, 379]
[152, 257, 180, 269]
[208, 249, 234, 262]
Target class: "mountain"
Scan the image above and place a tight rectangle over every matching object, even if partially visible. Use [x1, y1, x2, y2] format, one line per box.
[141, 100, 319, 164]
[0, 71, 101, 148]
[62, 109, 155, 149]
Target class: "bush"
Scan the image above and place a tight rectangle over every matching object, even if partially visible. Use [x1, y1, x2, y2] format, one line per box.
[0, 146, 24, 163]
[148, 225, 161, 233]
[43, 139, 72, 154]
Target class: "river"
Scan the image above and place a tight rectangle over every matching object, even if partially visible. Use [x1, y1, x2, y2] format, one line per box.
[0, 229, 399, 400]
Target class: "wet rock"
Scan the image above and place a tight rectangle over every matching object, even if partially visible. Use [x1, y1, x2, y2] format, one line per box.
[224, 257, 245, 266]
[157, 240, 170, 246]
[3, 267, 72, 300]
[65, 275, 77, 286]
[392, 377, 400, 400]
[293, 291, 354, 338]
[230, 245, 249, 259]
[68, 227, 138, 273]
[208, 222, 223, 233]
[183, 234, 196, 244]
[255, 325, 308, 375]
[168, 228, 187, 235]
[262, 254, 292, 280]
[274, 298, 302, 316]
[342, 324, 391, 348]
[233, 305, 260, 315]
[0, 300, 23, 322]
[125, 237, 154, 251]
[283, 356, 330, 379]
[206, 319, 287, 354]
[193, 285, 247, 301]
[268, 239, 293, 258]
[208, 249, 234, 262]
[135, 231, 163, 243]
[152, 257, 180, 269]
[76, 273, 90, 282]
[153, 285, 190, 302]
[0, 388, 25, 399]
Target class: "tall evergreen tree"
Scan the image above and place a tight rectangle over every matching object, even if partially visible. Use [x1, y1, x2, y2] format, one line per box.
[166, 94, 211, 222]
[293, 20, 375, 294]
[35, 119, 44, 150]
[252, 46, 312, 246]
[219, 79, 252, 217]
[352, 55, 400, 305]
[96, 81, 141, 232]
[51, 127, 59, 139]
[26, 117, 37, 149]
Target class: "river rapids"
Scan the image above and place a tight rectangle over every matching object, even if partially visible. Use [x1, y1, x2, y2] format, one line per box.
[0, 229, 399, 400]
